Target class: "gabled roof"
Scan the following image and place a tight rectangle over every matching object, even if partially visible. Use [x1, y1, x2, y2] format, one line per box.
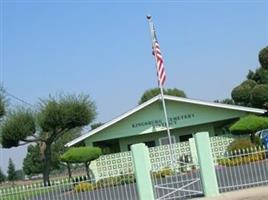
[65, 95, 266, 147]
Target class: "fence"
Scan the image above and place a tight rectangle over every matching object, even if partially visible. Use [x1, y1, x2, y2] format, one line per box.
[215, 145, 268, 193]
[210, 135, 235, 159]
[93, 151, 134, 179]
[0, 171, 138, 200]
[2, 133, 267, 200]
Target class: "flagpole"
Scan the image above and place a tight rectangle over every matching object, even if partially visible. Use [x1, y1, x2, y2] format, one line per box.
[146, 15, 174, 155]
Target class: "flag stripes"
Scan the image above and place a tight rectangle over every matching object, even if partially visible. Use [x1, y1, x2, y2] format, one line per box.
[153, 41, 166, 86]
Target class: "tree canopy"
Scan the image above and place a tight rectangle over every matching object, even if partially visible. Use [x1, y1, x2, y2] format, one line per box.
[230, 115, 268, 135]
[259, 46, 268, 70]
[232, 46, 268, 109]
[250, 84, 268, 108]
[1, 109, 35, 148]
[139, 87, 186, 104]
[0, 94, 96, 186]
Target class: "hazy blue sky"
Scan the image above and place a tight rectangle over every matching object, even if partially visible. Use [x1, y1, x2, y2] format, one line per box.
[0, 1, 267, 173]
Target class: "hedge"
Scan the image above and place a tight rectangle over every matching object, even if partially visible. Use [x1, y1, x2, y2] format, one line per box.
[230, 115, 268, 135]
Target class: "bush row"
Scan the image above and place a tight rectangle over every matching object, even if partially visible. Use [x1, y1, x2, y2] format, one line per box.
[218, 152, 265, 167]
[74, 174, 136, 192]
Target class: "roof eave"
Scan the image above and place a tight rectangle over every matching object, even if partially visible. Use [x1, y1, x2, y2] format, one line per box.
[164, 95, 267, 114]
[65, 94, 267, 147]
[65, 95, 161, 147]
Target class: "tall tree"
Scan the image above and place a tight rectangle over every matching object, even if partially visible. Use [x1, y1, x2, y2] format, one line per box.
[1, 94, 96, 186]
[231, 46, 268, 109]
[0, 167, 6, 183]
[7, 158, 17, 181]
[139, 87, 186, 104]
[23, 128, 81, 176]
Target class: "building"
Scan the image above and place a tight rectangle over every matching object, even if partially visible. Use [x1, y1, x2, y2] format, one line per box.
[66, 95, 266, 153]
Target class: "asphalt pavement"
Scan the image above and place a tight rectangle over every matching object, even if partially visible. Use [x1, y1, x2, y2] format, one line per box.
[199, 185, 268, 200]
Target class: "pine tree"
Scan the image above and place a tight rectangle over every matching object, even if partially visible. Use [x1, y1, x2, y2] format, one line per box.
[7, 158, 17, 181]
[0, 167, 6, 183]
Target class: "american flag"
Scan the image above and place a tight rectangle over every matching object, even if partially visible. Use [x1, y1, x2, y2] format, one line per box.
[152, 27, 166, 86]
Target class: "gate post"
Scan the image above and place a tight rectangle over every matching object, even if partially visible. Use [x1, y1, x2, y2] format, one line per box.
[131, 143, 154, 200]
[194, 132, 219, 197]
[189, 138, 198, 165]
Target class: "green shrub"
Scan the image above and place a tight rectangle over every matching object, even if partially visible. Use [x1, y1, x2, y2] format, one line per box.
[252, 135, 262, 146]
[230, 115, 268, 135]
[95, 174, 136, 189]
[119, 174, 135, 184]
[73, 174, 136, 192]
[218, 141, 266, 167]
[218, 151, 265, 167]
[227, 138, 255, 153]
[152, 167, 175, 178]
[74, 182, 94, 192]
[97, 176, 119, 188]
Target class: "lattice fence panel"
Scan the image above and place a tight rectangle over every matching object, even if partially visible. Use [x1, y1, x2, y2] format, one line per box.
[95, 151, 134, 178]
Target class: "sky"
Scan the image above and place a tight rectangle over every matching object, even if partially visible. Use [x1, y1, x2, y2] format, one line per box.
[0, 0, 267, 174]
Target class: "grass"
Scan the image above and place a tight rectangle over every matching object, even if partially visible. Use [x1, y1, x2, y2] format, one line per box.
[0, 182, 66, 200]
[1, 188, 48, 200]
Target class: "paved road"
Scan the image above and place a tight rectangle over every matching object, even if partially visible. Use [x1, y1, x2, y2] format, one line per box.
[199, 185, 268, 200]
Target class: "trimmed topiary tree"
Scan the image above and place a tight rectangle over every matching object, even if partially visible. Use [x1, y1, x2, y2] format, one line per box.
[250, 84, 268, 108]
[230, 115, 268, 135]
[231, 46, 268, 109]
[249, 68, 268, 84]
[231, 80, 257, 106]
[60, 147, 102, 180]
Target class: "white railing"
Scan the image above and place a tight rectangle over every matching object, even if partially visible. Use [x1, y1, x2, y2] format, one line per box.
[0, 174, 138, 200]
[215, 146, 268, 193]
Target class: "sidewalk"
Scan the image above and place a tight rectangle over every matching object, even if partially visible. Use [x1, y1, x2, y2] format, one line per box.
[199, 186, 268, 200]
